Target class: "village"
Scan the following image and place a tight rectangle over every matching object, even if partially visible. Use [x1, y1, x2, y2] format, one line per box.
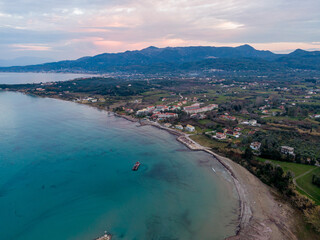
[119, 98, 301, 162]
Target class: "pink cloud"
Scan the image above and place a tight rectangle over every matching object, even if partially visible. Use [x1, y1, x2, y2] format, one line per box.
[11, 44, 52, 51]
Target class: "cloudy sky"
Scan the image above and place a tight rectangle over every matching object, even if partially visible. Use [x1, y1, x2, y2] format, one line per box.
[1, 0, 320, 60]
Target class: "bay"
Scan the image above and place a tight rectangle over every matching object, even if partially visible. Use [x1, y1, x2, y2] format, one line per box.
[0, 91, 239, 240]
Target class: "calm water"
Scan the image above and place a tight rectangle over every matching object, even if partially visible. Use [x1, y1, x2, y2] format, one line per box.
[0, 91, 239, 240]
[0, 72, 98, 84]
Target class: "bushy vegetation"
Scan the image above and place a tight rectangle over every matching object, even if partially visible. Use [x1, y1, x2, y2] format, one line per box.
[251, 130, 320, 161]
[313, 174, 320, 187]
[304, 206, 320, 233]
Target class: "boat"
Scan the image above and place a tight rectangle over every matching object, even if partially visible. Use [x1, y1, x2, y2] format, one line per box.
[132, 161, 141, 171]
[211, 167, 216, 173]
[95, 231, 112, 240]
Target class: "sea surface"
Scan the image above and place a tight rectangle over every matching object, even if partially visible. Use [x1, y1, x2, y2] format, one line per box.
[0, 72, 98, 84]
[0, 91, 239, 240]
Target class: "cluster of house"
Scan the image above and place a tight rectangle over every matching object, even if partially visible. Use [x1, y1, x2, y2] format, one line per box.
[75, 97, 102, 103]
[178, 100, 188, 105]
[310, 114, 320, 119]
[190, 113, 206, 119]
[152, 112, 178, 120]
[40, 82, 55, 86]
[163, 123, 196, 132]
[35, 88, 45, 91]
[249, 142, 295, 156]
[250, 142, 261, 151]
[275, 87, 290, 91]
[307, 89, 320, 95]
[280, 146, 295, 156]
[259, 105, 270, 114]
[213, 132, 227, 140]
[134, 102, 218, 120]
[241, 119, 258, 126]
[180, 124, 195, 132]
[213, 127, 242, 140]
[136, 105, 181, 117]
[220, 114, 236, 121]
[183, 103, 218, 114]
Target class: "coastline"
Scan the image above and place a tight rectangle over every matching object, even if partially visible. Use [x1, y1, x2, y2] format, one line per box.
[126, 118, 250, 237]
[111, 114, 299, 240]
[4, 92, 299, 240]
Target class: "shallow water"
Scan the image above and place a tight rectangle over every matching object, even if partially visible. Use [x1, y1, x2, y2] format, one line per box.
[0, 72, 97, 84]
[0, 91, 239, 240]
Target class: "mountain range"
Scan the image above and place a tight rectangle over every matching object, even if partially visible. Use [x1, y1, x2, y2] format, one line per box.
[1, 45, 320, 73]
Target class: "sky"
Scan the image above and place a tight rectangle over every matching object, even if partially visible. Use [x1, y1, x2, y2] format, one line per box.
[1, 0, 320, 61]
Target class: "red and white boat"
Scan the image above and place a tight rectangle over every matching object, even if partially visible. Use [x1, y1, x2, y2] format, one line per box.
[132, 161, 141, 171]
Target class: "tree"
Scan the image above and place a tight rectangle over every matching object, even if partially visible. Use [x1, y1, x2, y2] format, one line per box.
[255, 96, 264, 107]
[243, 147, 253, 162]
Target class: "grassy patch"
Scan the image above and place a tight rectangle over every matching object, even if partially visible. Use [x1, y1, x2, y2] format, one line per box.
[198, 119, 212, 125]
[296, 168, 320, 205]
[141, 90, 171, 103]
[189, 134, 228, 150]
[256, 157, 320, 205]
[256, 157, 317, 177]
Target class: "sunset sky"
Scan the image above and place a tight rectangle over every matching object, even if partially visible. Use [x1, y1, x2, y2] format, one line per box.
[1, 0, 320, 60]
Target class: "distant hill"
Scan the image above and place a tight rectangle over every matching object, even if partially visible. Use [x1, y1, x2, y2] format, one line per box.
[275, 49, 320, 70]
[0, 45, 319, 73]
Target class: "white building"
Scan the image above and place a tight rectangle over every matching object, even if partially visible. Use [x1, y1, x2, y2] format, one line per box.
[185, 124, 195, 132]
[146, 106, 155, 111]
[170, 105, 181, 111]
[249, 119, 257, 126]
[213, 132, 226, 140]
[155, 105, 169, 112]
[184, 104, 218, 114]
[281, 146, 294, 155]
[136, 109, 149, 115]
[175, 125, 183, 130]
[250, 142, 261, 151]
[155, 113, 178, 119]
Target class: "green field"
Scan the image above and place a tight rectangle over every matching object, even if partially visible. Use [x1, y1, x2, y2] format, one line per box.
[256, 157, 320, 204]
[198, 119, 212, 125]
[256, 157, 317, 177]
[296, 168, 320, 205]
[141, 90, 171, 103]
[190, 134, 228, 150]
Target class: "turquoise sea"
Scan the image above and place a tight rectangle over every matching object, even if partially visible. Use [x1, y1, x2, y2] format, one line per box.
[0, 90, 239, 240]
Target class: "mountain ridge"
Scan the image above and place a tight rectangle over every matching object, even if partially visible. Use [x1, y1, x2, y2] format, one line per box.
[1, 45, 320, 73]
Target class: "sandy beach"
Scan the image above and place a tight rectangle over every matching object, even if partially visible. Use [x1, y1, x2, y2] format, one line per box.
[132, 117, 299, 240]
[213, 153, 298, 240]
